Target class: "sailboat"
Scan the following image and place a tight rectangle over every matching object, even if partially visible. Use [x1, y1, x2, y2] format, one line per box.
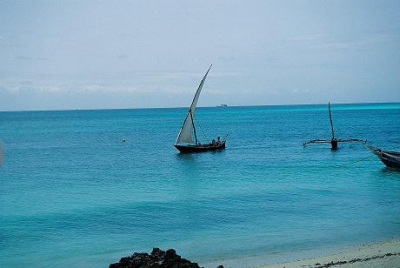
[174, 65, 226, 153]
[303, 102, 366, 149]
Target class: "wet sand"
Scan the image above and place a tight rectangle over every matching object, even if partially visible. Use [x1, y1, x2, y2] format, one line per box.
[258, 239, 400, 268]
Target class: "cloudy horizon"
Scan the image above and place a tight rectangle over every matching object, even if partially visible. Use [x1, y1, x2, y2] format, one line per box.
[1, 0, 400, 111]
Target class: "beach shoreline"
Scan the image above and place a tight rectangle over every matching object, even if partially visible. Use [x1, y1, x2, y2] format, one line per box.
[256, 238, 400, 268]
[199, 238, 400, 268]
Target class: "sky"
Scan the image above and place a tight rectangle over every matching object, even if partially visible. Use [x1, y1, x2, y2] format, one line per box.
[0, 0, 399, 111]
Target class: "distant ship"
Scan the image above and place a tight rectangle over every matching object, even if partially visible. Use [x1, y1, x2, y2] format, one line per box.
[217, 104, 228, 107]
[173, 65, 226, 153]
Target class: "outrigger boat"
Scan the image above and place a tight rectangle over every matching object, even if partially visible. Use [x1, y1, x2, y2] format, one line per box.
[303, 102, 366, 149]
[174, 65, 226, 153]
[368, 145, 400, 169]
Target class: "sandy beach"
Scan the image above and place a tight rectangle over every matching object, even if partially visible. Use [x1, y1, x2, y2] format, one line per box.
[258, 239, 400, 268]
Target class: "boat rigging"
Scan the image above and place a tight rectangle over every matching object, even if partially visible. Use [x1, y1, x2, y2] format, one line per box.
[303, 102, 366, 150]
[174, 65, 227, 153]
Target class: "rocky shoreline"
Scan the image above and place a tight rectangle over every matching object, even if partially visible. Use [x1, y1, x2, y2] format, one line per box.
[110, 248, 223, 268]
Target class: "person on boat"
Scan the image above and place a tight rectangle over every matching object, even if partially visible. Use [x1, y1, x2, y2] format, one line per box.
[212, 139, 216, 145]
[217, 136, 221, 145]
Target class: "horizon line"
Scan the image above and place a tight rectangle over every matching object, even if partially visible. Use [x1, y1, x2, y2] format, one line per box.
[0, 101, 399, 113]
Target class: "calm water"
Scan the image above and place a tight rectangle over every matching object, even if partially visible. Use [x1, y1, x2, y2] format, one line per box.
[1, 103, 400, 267]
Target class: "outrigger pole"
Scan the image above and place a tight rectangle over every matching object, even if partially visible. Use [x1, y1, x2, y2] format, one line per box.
[303, 102, 366, 150]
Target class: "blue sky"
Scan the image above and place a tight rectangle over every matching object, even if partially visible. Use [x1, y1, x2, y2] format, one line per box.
[1, 0, 399, 111]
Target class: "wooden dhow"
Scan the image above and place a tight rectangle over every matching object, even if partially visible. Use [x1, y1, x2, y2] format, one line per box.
[174, 65, 226, 153]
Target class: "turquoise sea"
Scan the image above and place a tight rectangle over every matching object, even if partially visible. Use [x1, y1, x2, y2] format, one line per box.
[1, 103, 400, 267]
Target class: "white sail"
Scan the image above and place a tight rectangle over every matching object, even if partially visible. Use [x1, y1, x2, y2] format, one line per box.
[175, 65, 212, 144]
[177, 113, 194, 143]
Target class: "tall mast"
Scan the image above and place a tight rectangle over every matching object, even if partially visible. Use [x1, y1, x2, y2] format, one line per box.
[189, 111, 198, 145]
[328, 102, 335, 139]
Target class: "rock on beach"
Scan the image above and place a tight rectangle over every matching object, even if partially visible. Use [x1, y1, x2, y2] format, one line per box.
[110, 248, 209, 268]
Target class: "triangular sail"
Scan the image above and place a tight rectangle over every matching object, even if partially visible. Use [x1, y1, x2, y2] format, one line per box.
[175, 65, 212, 144]
[189, 65, 212, 117]
[177, 113, 195, 143]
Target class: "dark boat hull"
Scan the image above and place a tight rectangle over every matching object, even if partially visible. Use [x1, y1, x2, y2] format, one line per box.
[368, 146, 400, 169]
[174, 142, 226, 153]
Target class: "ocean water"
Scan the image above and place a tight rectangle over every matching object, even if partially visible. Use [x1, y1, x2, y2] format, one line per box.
[1, 103, 400, 267]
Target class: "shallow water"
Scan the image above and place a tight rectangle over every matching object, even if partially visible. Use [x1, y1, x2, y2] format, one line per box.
[1, 103, 400, 267]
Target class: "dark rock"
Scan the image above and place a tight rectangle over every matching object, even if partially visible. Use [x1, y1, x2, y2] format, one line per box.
[349, 258, 362, 263]
[110, 248, 201, 268]
[165, 249, 181, 262]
